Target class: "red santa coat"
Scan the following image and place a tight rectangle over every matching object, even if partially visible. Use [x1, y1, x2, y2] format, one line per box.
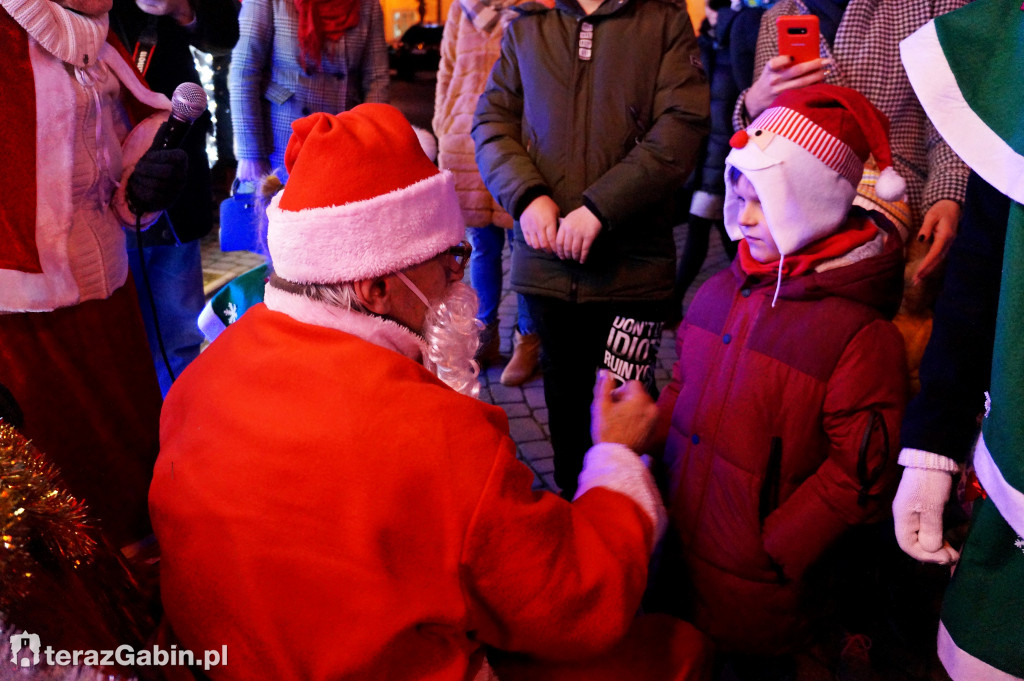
[151, 296, 664, 681]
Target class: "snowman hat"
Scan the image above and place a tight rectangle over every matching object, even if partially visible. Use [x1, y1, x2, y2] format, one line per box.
[724, 83, 905, 257]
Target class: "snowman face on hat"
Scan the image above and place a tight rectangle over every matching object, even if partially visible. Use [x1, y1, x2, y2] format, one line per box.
[727, 127, 779, 154]
[723, 120, 857, 258]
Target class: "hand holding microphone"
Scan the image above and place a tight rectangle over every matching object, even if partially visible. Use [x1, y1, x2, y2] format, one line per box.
[127, 82, 207, 215]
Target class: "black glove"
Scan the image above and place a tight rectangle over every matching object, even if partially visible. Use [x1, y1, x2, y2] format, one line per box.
[126, 126, 189, 215]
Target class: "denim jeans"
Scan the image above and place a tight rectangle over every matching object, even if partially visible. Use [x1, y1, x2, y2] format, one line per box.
[466, 225, 535, 334]
[127, 240, 205, 397]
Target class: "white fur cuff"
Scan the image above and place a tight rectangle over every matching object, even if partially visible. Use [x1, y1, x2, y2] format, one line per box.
[898, 448, 961, 473]
[574, 443, 667, 548]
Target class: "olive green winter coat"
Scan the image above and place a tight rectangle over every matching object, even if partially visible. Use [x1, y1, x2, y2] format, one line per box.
[473, 0, 709, 303]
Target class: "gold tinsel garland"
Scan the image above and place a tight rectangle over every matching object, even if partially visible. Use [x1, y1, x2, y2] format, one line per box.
[0, 422, 97, 611]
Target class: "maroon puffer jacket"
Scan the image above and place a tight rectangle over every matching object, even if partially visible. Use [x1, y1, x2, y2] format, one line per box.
[655, 217, 908, 653]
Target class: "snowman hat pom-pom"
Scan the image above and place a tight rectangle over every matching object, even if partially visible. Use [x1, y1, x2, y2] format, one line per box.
[874, 165, 907, 202]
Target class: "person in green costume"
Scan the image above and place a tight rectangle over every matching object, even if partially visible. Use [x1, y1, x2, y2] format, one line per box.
[896, 1, 1024, 678]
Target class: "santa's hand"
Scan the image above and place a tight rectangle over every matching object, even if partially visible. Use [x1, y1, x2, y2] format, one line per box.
[893, 467, 959, 564]
[590, 370, 657, 451]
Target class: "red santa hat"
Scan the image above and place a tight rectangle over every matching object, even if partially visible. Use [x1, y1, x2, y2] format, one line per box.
[266, 104, 464, 284]
[723, 83, 906, 256]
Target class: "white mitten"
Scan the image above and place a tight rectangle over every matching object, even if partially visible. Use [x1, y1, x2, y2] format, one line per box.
[893, 466, 958, 564]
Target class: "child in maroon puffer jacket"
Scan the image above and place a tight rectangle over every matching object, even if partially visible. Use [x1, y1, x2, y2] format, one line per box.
[647, 84, 910, 678]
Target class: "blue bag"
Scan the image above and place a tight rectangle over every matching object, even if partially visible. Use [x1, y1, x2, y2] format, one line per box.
[218, 179, 263, 253]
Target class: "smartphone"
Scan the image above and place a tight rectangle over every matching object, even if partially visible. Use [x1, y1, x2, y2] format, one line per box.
[776, 15, 820, 64]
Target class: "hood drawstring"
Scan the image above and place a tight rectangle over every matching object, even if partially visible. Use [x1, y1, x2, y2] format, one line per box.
[771, 252, 784, 308]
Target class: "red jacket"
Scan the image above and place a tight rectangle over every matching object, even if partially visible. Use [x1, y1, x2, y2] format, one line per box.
[655, 220, 908, 653]
[150, 303, 660, 681]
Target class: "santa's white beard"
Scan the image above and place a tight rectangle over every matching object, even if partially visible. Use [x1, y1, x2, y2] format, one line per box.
[422, 282, 483, 398]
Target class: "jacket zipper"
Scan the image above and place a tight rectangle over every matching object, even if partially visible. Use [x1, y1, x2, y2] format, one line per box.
[628, 105, 645, 145]
[856, 410, 890, 507]
[761, 436, 786, 583]
[566, 15, 592, 306]
[759, 436, 783, 523]
[570, 16, 592, 204]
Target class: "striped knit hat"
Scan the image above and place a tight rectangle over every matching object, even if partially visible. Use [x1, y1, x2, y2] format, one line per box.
[723, 83, 905, 256]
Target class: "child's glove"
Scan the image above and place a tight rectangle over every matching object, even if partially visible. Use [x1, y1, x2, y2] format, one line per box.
[126, 126, 189, 215]
[893, 466, 958, 564]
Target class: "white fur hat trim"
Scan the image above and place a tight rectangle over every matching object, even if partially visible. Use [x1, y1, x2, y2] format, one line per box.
[267, 170, 465, 284]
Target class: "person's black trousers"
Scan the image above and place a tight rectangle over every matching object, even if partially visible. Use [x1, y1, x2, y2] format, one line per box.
[523, 295, 670, 498]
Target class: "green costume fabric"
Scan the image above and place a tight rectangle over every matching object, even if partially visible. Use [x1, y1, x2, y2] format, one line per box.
[901, 1, 1024, 678]
[198, 263, 270, 343]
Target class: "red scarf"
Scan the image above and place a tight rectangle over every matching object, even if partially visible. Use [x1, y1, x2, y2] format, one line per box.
[738, 214, 879, 278]
[294, 0, 360, 71]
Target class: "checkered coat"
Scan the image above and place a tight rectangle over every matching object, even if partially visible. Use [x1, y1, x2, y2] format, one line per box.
[733, 0, 970, 226]
[229, 0, 389, 172]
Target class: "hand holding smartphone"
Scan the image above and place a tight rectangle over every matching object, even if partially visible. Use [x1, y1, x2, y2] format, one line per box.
[776, 15, 820, 64]
[744, 14, 827, 119]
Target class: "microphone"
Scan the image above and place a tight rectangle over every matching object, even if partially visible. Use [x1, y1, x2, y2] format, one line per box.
[125, 82, 206, 216]
[156, 82, 208, 149]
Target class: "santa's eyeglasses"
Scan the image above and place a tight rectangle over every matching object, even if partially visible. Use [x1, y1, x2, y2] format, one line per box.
[441, 241, 472, 275]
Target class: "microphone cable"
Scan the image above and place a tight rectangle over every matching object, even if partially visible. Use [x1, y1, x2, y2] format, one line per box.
[134, 215, 177, 386]
[127, 83, 207, 389]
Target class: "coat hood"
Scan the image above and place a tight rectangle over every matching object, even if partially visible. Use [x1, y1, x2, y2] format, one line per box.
[733, 208, 905, 319]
